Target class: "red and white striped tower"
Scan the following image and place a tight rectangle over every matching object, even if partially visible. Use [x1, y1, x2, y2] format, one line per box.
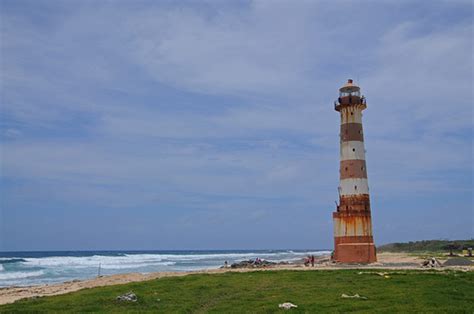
[333, 79, 376, 263]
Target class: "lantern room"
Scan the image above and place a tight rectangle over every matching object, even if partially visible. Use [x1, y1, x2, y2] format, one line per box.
[335, 79, 366, 111]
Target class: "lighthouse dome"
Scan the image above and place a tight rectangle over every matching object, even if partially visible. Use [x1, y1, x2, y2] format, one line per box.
[339, 79, 360, 97]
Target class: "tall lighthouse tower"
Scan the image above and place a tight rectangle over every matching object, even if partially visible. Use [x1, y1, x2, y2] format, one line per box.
[333, 79, 376, 263]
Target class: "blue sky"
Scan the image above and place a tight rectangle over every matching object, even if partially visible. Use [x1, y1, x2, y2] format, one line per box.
[0, 0, 472, 251]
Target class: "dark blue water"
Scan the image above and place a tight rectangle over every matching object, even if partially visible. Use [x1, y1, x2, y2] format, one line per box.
[0, 250, 330, 287]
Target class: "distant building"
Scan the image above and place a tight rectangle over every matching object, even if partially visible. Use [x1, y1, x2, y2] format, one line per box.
[333, 79, 376, 263]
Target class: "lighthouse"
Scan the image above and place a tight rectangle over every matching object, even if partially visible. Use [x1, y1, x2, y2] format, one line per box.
[333, 79, 376, 263]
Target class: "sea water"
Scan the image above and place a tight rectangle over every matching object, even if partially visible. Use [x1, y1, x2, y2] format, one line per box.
[0, 250, 330, 287]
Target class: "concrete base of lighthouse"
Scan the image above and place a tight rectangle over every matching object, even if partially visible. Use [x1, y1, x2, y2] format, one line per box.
[332, 212, 377, 263]
[333, 239, 377, 263]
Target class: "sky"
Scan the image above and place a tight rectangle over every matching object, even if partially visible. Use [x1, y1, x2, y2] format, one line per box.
[0, 0, 472, 251]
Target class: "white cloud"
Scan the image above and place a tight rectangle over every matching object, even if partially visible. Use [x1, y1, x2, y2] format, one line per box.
[126, 2, 318, 96]
[362, 21, 473, 137]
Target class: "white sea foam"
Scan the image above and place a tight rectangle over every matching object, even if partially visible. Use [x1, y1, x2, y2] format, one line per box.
[122, 251, 330, 262]
[99, 261, 176, 269]
[18, 251, 330, 269]
[0, 270, 45, 280]
[0, 264, 4, 271]
[21, 254, 179, 270]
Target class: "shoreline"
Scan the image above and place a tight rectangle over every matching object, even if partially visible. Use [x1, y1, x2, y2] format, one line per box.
[1, 252, 471, 305]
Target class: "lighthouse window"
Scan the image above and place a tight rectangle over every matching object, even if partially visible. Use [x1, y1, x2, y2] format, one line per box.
[340, 91, 361, 97]
[350, 112, 354, 116]
[355, 185, 358, 190]
[352, 148, 355, 152]
[345, 167, 348, 171]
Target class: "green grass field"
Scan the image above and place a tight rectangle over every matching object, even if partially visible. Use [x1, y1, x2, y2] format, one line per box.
[1, 270, 473, 313]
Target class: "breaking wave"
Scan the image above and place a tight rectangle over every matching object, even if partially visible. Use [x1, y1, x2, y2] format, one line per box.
[19, 251, 329, 270]
[0, 270, 45, 280]
[0, 258, 26, 264]
[22, 255, 176, 269]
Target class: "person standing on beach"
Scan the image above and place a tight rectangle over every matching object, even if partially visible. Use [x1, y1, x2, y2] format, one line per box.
[311, 255, 315, 267]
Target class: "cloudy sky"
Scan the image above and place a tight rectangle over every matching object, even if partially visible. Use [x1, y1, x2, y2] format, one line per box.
[1, 0, 472, 251]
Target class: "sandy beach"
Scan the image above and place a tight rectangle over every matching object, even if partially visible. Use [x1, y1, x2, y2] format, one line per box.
[2, 252, 471, 305]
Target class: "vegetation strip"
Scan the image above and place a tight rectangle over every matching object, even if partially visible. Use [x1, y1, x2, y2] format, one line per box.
[1, 269, 472, 312]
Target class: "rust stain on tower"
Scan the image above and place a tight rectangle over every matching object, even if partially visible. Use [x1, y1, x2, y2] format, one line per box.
[333, 79, 376, 263]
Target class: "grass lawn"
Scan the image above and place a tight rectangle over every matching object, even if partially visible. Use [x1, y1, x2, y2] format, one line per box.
[1, 269, 473, 313]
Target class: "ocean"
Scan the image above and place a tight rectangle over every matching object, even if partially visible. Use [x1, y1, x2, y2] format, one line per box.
[0, 250, 330, 287]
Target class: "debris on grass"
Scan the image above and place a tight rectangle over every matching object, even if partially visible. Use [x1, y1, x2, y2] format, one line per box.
[422, 257, 442, 268]
[278, 302, 298, 309]
[116, 292, 138, 302]
[376, 272, 391, 278]
[341, 293, 368, 300]
[357, 271, 391, 278]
